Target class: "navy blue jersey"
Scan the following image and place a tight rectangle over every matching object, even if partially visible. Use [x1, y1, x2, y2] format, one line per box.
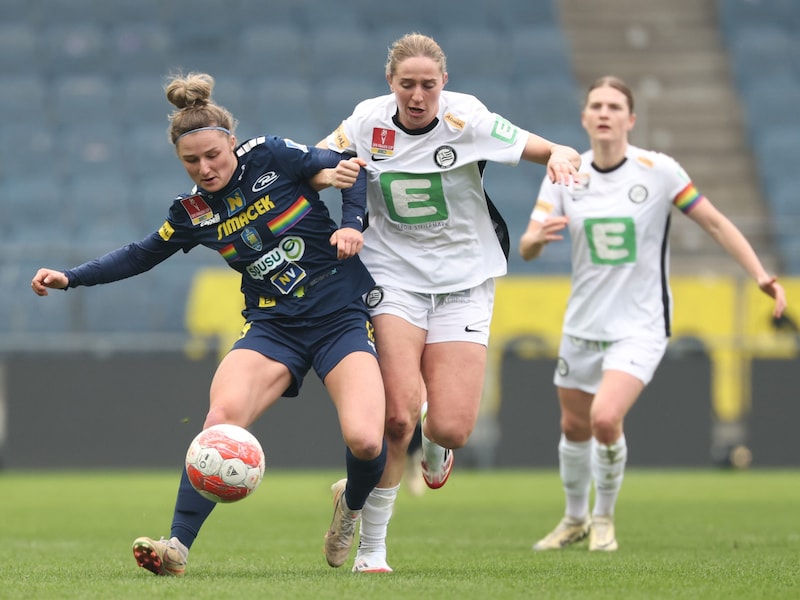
[65, 136, 373, 320]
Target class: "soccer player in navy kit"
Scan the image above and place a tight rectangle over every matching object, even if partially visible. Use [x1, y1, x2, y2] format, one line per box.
[31, 72, 386, 574]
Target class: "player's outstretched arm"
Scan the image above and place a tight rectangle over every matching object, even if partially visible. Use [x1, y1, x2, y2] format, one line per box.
[521, 133, 581, 185]
[688, 199, 787, 318]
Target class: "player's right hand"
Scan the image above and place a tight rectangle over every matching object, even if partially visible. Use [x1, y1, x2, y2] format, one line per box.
[329, 157, 366, 189]
[31, 268, 68, 296]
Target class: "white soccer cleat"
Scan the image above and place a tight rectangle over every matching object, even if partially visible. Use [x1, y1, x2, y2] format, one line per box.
[132, 536, 188, 576]
[589, 515, 618, 551]
[324, 478, 361, 567]
[532, 516, 591, 551]
[352, 550, 393, 573]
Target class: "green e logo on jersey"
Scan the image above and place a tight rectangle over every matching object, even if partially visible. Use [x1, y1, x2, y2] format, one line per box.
[584, 217, 637, 265]
[380, 172, 448, 224]
[491, 116, 518, 144]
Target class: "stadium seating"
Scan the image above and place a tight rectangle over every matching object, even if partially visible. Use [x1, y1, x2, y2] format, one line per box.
[0, 121, 58, 182]
[238, 25, 313, 79]
[38, 22, 110, 78]
[437, 27, 514, 82]
[1, 261, 80, 335]
[253, 75, 321, 142]
[716, 0, 800, 273]
[0, 24, 37, 76]
[51, 74, 116, 128]
[0, 0, 584, 337]
[107, 22, 173, 77]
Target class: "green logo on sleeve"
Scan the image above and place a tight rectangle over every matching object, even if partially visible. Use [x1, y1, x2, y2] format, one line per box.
[584, 217, 637, 265]
[491, 116, 518, 144]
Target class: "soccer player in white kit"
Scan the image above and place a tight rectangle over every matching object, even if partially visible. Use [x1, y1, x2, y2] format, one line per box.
[520, 75, 786, 552]
[321, 33, 581, 572]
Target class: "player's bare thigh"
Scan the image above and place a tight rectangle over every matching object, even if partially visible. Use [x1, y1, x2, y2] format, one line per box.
[371, 313, 427, 432]
[206, 348, 292, 428]
[421, 340, 486, 449]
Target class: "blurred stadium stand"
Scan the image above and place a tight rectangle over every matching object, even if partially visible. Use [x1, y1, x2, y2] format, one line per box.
[717, 0, 800, 279]
[0, 0, 796, 343]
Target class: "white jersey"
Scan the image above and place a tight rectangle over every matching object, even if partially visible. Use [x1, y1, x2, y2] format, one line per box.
[532, 145, 705, 340]
[326, 90, 529, 293]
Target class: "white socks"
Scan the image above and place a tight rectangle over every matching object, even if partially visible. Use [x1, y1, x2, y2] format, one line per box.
[558, 433, 628, 519]
[558, 434, 592, 520]
[591, 435, 627, 517]
[356, 485, 399, 555]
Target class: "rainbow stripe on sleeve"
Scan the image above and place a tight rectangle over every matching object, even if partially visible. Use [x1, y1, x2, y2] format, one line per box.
[673, 182, 705, 213]
[218, 243, 238, 262]
[268, 196, 312, 235]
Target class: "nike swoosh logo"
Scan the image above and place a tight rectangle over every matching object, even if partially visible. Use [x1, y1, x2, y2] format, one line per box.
[464, 325, 481, 333]
[371, 155, 389, 161]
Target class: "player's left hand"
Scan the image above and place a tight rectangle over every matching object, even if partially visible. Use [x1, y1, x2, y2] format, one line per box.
[330, 227, 364, 259]
[758, 276, 787, 318]
[329, 157, 367, 189]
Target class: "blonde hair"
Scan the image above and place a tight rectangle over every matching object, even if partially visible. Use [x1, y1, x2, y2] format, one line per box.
[165, 72, 237, 144]
[385, 33, 447, 78]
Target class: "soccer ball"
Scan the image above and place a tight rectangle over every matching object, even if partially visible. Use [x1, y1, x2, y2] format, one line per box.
[185, 424, 266, 503]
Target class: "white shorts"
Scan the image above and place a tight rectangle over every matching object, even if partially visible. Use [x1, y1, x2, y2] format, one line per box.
[554, 333, 668, 394]
[364, 279, 495, 345]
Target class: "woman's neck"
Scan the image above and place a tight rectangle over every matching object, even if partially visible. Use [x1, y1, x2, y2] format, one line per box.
[591, 139, 628, 170]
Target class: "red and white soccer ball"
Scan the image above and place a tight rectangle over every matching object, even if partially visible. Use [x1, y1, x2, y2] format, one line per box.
[185, 424, 266, 503]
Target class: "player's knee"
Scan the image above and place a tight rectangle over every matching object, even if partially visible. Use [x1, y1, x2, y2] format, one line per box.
[591, 413, 621, 444]
[345, 432, 384, 461]
[385, 412, 416, 444]
[561, 413, 590, 439]
[428, 419, 472, 449]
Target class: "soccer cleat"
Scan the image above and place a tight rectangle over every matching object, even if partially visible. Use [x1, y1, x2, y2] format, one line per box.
[132, 536, 188, 576]
[532, 516, 591, 551]
[420, 402, 454, 490]
[352, 551, 393, 573]
[589, 515, 618, 551]
[324, 478, 361, 568]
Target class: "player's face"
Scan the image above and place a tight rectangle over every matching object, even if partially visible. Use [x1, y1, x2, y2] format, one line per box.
[581, 85, 635, 144]
[176, 130, 238, 192]
[388, 56, 447, 130]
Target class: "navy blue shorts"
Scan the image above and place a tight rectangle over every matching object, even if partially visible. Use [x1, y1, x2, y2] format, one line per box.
[232, 298, 378, 397]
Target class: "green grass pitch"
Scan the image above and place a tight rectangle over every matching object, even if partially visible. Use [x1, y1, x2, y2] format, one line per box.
[1, 469, 797, 599]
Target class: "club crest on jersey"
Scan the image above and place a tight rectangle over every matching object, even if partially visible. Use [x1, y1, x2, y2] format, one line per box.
[224, 188, 246, 216]
[252, 171, 279, 192]
[573, 173, 590, 192]
[370, 128, 396, 157]
[241, 226, 263, 251]
[433, 145, 457, 168]
[365, 286, 383, 308]
[557, 357, 569, 376]
[180, 195, 213, 225]
[628, 184, 648, 203]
